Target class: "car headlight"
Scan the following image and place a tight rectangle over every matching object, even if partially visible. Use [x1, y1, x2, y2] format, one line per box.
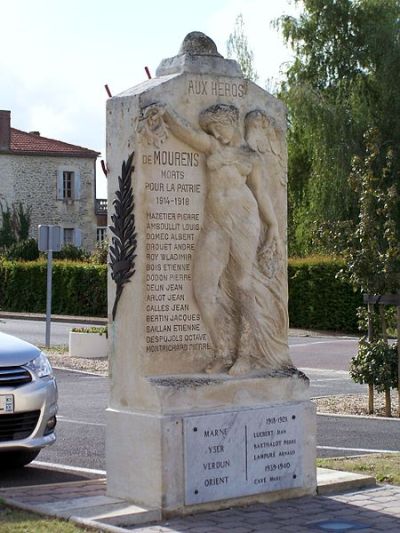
[26, 352, 53, 378]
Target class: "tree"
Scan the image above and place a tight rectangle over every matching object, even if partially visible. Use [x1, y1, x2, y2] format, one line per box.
[227, 14, 258, 82]
[346, 130, 400, 297]
[344, 129, 400, 416]
[0, 203, 15, 248]
[276, 0, 400, 255]
[0, 201, 32, 251]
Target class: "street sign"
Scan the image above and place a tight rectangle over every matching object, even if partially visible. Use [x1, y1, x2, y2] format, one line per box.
[38, 225, 62, 252]
[38, 225, 62, 347]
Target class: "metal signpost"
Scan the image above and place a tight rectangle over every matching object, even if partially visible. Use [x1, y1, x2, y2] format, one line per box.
[38, 225, 62, 347]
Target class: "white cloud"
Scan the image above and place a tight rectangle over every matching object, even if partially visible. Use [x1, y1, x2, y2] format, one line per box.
[1, 0, 301, 199]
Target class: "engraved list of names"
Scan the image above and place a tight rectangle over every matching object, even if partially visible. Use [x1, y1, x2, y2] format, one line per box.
[142, 148, 211, 355]
[184, 404, 304, 504]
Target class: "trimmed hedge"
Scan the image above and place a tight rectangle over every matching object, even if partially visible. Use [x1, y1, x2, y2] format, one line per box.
[0, 256, 361, 331]
[288, 256, 361, 332]
[0, 260, 107, 317]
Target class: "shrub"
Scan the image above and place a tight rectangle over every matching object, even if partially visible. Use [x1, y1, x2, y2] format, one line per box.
[90, 240, 108, 264]
[0, 260, 107, 316]
[54, 244, 90, 262]
[71, 326, 107, 336]
[288, 256, 362, 332]
[350, 338, 398, 392]
[5, 239, 39, 261]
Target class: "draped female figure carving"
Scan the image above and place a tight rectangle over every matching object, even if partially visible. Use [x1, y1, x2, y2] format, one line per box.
[140, 103, 292, 375]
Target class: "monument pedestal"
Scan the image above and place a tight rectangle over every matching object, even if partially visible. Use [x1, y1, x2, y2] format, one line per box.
[106, 371, 316, 515]
[106, 31, 317, 519]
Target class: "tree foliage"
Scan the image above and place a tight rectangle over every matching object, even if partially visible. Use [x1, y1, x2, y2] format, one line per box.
[344, 129, 400, 295]
[0, 202, 32, 250]
[227, 14, 258, 82]
[351, 338, 398, 392]
[277, 0, 400, 255]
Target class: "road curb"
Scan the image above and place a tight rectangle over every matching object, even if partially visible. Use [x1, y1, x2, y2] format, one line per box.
[0, 311, 107, 325]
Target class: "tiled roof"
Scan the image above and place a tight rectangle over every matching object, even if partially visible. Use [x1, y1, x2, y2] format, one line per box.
[9, 128, 99, 158]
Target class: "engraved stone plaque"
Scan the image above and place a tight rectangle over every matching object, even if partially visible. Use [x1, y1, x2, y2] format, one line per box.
[184, 403, 304, 504]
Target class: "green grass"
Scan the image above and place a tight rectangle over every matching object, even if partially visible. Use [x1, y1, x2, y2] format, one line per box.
[317, 453, 400, 485]
[39, 344, 68, 353]
[0, 503, 93, 532]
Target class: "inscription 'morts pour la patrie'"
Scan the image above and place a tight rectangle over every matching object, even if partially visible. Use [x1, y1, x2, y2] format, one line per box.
[142, 146, 211, 354]
[184, 404, 304, 504]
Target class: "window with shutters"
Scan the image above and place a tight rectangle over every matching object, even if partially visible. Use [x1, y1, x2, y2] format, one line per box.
[63, 228, 74, 245]
[57, 167, 80, 201]
[63, 171, 74, 199]
[62, 228, 82, 247]
[97, 227, 107, 242]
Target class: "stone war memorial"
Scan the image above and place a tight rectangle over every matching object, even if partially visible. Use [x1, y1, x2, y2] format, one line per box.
[106, 32, 316, 516]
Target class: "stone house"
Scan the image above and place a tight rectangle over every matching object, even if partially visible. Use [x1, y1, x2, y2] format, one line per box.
[0, 109, 105, 251]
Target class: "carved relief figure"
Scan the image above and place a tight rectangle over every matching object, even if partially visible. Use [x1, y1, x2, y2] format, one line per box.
[140, 103, 293, 375]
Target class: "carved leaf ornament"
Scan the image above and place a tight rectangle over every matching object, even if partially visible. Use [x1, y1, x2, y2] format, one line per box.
[109, 151, 137, 320]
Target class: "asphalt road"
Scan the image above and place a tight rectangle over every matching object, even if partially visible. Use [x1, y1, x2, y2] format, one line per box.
[1, 318, 399, 488]
[0, 317, 99, 347]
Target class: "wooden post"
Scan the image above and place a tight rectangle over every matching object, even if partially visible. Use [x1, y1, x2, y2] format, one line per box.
[379, 304, 388, 342]
[397, 304, 400, 417]
[379, 304, 391, 416]
[368, 302, 374, 414]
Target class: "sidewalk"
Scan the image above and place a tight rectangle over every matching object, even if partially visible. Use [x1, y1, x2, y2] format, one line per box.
[3, 468, 400, 532]
[0, 310, 107, 325]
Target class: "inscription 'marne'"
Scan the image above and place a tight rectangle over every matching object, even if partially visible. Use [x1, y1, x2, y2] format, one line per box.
[204, 428, 228, 438]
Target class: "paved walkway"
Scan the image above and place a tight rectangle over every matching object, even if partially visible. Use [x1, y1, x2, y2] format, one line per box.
[1, 471, 400, 532]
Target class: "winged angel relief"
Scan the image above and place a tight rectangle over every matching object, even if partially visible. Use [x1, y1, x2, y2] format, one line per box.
[138, 102, 293, 375]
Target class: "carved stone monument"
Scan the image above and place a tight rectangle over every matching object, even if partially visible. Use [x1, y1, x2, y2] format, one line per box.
[106, 32, 316, 516]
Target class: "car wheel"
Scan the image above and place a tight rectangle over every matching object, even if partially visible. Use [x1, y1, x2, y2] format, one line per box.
[0, 449, 41, 468]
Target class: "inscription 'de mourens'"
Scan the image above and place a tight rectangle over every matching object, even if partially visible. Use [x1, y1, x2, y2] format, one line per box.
[184, 404, 304, 505]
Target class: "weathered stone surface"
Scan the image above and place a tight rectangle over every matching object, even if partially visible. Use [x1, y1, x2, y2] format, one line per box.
[156, 31, 241, 77]
[184, 403, 306, 504]
[0, 153, 97, 250]
[106, 31, 315, 515]
[107, 32, 290, 384]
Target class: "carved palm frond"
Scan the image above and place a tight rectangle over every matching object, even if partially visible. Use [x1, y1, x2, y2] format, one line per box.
[109, 151, 137, 320]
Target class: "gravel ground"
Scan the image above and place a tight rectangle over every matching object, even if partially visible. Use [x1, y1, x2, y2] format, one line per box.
[315, 393, 400, 418]
[46, 349, 400, 418]
[46, 348, 108, 377]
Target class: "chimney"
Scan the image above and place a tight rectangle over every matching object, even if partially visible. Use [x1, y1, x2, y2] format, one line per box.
[29, 131, 40, 136]
[0, 110, 11, 151]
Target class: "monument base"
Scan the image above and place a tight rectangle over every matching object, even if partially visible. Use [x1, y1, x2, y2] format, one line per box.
[106, 372, 317, 516]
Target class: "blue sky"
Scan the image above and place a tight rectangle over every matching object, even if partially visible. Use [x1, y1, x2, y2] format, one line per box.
[1, 0, 299, 196]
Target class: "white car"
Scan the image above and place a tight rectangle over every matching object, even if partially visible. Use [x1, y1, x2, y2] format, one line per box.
[0, 332, 57, 467]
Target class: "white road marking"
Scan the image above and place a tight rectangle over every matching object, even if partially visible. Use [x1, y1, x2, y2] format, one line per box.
[290, 340, 357, 347]
[57, 415, 105, 427]
[33, 460, 106, 476]
[318, 445, 399, 454]
[299, 367, 350, 376]
[311, 378, 351, 382]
